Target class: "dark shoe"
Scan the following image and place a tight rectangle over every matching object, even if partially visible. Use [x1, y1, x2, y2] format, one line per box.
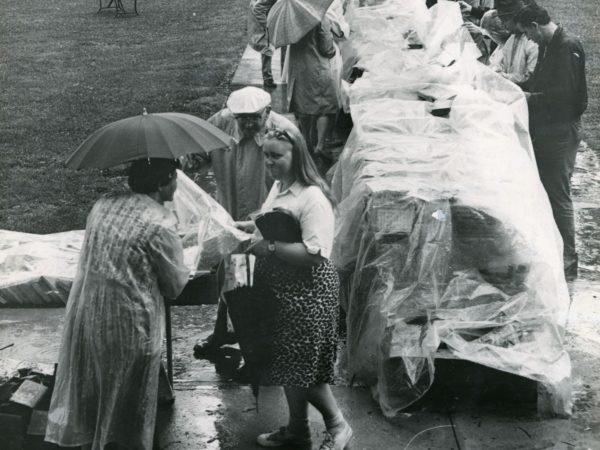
[319, 422, 353, 450]
[193, 332, 237, 358]
[257, 426, 312, 448]
[263, 79, 277, 89]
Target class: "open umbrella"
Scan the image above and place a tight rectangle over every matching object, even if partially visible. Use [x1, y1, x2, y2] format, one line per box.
[66, 109, 235, 169]
[267, 0, 335, 48]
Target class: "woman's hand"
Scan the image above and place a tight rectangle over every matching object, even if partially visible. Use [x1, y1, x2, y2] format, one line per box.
[235, 220, 256, 233]
[247, 239, 269, 257]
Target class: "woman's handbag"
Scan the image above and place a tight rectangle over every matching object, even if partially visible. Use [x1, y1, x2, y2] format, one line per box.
[254, 207, 302, 243]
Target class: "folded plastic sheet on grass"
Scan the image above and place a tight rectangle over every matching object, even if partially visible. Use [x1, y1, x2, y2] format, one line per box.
[0, 171, 251, 306]
[333, 0, 572, 416]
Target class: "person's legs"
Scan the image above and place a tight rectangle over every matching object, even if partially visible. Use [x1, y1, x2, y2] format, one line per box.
[296, 114, 316, 155]
[307, 383, 345, 430]
[534, 122, 581, 278]
[314, 115, 333, 155]
[261, 52, 276, 88]
[193, 298, 236, 356]
[307, 383, 353, 449]
[284, 386, 310, 435]
[256, 386, 311, 448]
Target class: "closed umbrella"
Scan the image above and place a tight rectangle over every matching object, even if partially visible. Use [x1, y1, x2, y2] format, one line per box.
[66, 109, 235, 169]
[267, 0, 335, 48]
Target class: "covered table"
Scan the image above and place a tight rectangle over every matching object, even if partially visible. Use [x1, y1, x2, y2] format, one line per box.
[332, 0, 571, 416]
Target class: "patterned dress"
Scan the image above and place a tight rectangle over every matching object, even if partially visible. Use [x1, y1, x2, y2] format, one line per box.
[254, 256, 340, 387]
[45, 193, 189, 450]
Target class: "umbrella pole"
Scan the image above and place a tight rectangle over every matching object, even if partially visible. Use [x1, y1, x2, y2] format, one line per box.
[165, 299, 174, 387]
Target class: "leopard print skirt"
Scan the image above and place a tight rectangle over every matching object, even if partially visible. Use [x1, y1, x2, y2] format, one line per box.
[254, 255, 340, 388]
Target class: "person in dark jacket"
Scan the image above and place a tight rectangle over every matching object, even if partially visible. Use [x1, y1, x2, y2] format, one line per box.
[515, 2, 588, 280]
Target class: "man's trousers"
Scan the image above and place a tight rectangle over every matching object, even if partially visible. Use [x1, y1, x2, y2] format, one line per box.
[532, 120, 582, 269]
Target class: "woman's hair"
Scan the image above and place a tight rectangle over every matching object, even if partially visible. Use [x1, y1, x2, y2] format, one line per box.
[128, 158, 179, 194]
[265, 126, 337, 206]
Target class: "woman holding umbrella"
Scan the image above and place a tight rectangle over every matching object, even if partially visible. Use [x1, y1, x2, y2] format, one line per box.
[45, 158, 189, 450]
[236, 126, 353, 450]
[287, 16, 339, 159]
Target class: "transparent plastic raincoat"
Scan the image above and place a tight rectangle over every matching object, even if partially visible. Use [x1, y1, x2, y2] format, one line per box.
[45, 193, 189, 450]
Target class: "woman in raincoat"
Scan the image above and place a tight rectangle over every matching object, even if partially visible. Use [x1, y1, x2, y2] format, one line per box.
[45, 158, 189, 450]
[287, 17, 338, 157]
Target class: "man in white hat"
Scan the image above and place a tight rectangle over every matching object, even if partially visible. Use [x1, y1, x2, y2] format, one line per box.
[205, 86, 294, 222]
[194, 86, 295, 355]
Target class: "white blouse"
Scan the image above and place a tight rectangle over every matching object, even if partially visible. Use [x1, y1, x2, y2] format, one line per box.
[260, 181, 335, 259]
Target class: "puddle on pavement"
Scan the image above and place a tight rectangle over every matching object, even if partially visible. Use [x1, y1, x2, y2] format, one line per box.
[0, 308, 64, 369]
[573, 142, 600, 280]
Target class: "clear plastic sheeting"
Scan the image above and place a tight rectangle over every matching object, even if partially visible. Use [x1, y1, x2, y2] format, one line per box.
[0, 171, 251, 306]
[168, 170, 252, 271]
[0, 230, 84, 306]
[333, 0, 572, 416]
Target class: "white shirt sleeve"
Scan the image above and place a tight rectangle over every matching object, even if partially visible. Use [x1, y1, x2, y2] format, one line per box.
[298, 187, 335, 259]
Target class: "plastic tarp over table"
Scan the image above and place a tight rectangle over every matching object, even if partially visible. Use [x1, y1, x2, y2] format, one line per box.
[0, 171, 251, 307]
[332, 0, 571, 416]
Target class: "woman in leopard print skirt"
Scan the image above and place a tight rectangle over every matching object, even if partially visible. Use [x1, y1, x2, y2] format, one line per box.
[236, 125, 353, 450]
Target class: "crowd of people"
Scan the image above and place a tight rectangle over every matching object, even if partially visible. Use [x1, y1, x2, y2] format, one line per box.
[43, 0, 587, 449]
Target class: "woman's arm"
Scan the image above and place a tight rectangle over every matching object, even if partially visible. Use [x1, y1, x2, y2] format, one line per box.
[249, 239, 323, 267]
[150, 227, 190, 300]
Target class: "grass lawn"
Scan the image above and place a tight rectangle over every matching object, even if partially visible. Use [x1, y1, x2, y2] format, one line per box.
[0, 0, 598, 234]
[0, 0, 249, 233]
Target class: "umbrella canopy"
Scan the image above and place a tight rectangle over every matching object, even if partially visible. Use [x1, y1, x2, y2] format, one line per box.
[267, 0, 335, 48]
[66, 110, 235, 169]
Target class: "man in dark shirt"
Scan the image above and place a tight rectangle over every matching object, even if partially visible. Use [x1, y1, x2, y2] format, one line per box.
[515, 2, 587, 280]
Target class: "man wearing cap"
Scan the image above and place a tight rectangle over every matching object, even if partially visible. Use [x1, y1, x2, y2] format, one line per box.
[515, 2, 587, 280]
[194, 86, 295, 355]
[207, 86, 294, 222]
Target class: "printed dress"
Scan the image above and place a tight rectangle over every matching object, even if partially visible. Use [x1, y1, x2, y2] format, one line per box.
[45, 193, 189, 450]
